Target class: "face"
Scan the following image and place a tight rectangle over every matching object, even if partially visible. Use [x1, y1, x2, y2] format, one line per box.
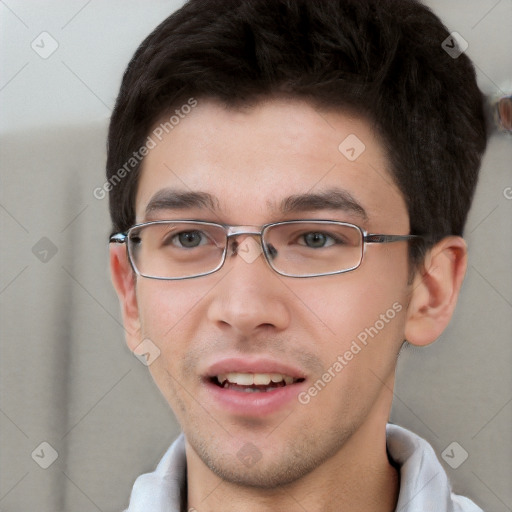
[127, 98, 413, 487]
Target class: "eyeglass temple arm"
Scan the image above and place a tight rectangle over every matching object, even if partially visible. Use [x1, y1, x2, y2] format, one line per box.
[364, 234, 422, 244]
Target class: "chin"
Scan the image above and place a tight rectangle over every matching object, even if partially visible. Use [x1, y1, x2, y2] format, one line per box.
[186, 424, 354, 489]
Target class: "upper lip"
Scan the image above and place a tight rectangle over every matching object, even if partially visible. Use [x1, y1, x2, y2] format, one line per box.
[204, 357, 306, 380]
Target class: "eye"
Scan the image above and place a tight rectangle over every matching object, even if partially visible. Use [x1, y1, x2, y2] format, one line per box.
[171, 230, 207, 248]
[299, 231, 337, 248]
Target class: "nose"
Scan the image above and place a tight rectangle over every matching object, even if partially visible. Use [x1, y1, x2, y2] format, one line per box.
[206, 235, 291, 336]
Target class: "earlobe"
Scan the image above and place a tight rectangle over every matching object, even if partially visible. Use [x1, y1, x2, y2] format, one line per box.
[110, 244, 142, 351]
[404, 236, 467, 347]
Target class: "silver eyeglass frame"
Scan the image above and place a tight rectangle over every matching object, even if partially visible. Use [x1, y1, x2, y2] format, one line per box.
[109, 219, 422, 280]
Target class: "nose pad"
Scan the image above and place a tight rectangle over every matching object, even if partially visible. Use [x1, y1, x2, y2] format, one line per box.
[267, 243, 278, 260]
[229, 239, 239, 257]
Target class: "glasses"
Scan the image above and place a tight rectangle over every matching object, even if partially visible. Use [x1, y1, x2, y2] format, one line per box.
[109, 220, 422, 280]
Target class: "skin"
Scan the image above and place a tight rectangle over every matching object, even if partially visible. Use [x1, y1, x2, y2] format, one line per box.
[111, 98, 467, 511]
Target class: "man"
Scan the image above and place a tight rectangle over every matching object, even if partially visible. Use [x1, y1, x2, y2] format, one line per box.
[107, 0, 487, 510]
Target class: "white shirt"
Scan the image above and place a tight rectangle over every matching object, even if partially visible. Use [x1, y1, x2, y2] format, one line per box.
[123, 424, 484, 511]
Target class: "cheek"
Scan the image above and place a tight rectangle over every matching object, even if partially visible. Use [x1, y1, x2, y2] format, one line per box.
[299, 274, 406, 338]
[135, 281, 208, 418]
[295, 275, 407, 422]
[136, 280, 207, 337]
[294, 251, 409, 371]
[135, 280, 212, 387]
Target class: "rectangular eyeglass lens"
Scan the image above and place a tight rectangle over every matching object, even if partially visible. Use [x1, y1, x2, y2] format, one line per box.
[265, 222, 362, 276]
[131, 223, 226, 278]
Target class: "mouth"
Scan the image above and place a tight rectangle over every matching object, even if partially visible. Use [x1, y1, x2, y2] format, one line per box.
[210, 372, 305, 393]
[202, 358, 308, 416]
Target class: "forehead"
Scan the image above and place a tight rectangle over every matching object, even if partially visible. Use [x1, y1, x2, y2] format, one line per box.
[135, 98, 409, 231]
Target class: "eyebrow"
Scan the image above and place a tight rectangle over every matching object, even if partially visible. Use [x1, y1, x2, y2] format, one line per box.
[144, 187, 368, 221]
[279, 189, 368, 220]
[145, 189, 219, 217]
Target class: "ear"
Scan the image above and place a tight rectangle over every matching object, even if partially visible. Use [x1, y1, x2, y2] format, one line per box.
[110, 243, 142, 352]
[404, 236, 467, 347]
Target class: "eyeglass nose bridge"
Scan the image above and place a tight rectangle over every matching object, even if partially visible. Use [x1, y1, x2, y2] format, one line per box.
[225, 225, 264, 256]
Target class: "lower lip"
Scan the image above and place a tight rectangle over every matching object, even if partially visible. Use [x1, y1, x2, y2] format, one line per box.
[203, 379, 307, 416]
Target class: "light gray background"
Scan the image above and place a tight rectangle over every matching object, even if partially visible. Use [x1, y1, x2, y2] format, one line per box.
[1, 1, 511, 511]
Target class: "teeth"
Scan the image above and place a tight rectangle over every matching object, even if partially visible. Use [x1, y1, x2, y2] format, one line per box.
[216, 372, 296, 386]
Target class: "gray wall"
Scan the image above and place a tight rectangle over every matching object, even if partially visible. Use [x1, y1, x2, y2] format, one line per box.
[1, 1, 511, 511]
